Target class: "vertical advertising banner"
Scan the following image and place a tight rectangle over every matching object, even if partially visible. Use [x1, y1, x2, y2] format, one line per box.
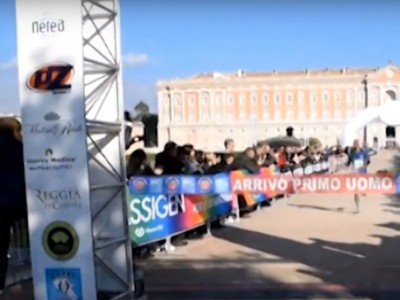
[15, 1, 97, 299]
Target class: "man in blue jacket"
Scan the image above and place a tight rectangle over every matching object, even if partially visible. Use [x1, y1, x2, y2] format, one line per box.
[347, 139, 370, 214]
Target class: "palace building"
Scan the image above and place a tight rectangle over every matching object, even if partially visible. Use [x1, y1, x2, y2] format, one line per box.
[157, 64, 400, 149]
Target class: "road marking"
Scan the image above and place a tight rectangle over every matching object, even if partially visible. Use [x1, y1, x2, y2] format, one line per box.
[321, 246, 365, 258]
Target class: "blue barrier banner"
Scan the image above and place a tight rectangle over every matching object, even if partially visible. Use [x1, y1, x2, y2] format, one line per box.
[127, 163, 331, 196]
[128, 173, 231, 195]
[127, 193, 233, 246]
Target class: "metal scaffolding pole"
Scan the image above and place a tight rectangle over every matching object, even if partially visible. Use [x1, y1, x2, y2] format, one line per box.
[82, 0, 135, 298]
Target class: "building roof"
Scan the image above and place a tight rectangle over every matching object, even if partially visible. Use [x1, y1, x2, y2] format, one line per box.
[157, 64, 399, 87]
[192, 67, 381, 79]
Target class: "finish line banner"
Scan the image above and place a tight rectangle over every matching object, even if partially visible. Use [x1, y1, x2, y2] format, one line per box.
[128, 173, 400, 195]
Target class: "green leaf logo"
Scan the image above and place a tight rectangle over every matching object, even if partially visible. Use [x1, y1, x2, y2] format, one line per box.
[45, 148, 53, 156]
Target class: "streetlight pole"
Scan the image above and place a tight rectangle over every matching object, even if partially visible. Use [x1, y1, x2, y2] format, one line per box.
[166, 86, 172, 141]
[362, 76, 369, 146]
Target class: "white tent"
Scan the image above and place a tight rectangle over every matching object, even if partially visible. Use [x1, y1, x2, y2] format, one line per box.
[341, 100, 400, 146]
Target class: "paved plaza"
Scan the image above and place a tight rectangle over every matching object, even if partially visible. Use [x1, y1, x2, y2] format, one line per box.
[3, 151, 400, 300]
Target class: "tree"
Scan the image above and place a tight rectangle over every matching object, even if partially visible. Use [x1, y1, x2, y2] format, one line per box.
[132, 101, 150, 121]
[129, 101, 158, 146]
[141, 113, 158, 147]
[308, 137, 322, 148]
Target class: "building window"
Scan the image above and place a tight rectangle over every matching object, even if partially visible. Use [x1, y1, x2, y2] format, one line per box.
[163, 95, 169, 106]
[263, 110, 269, 120]
[239, 93, 245, 105]
[201, 92, 210, 105]
[201, 113, 210, 121]
[298, 91, 304, 104]
[324, 126, 329, 132]
[274, 109, 281, 120]
[175, 114, 182, 122]
[323, 91, 329, 103]
[250, 111, 258, 120]
[215, 93, 222, 105]
[263, 93, 269, 104]
[274, 93, 281, 104]
[227, 94, 234, 105]
[226, 112, 234, 121]
[264, 128, 269, 133]
[188, 96, 195, 105]
[174, 95, 182, 105]
[347, 90, 354, 103]
[189, 112, 195, 121]
[310, 93, 317, 106]
[300, 127, 304, 132]
[335, 92, 341, 103]
[251, 93, 257, 104]
[310, 110, 317, 120]
[346, 108, 354, 118]
[287, 93, 293, 104]
[370, 87, 380, 104]
[358, 90, 365, 102]
[276, 128, 281, 133]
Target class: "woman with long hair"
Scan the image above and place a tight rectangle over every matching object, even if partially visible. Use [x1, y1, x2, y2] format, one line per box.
[126, 149, 154, 178]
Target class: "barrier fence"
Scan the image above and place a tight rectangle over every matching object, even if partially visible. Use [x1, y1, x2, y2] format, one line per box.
[126, 155, 350, 249]
[6, 154, 350, 286]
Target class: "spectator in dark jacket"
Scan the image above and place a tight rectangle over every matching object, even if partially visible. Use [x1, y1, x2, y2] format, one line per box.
[229, 147, 259, 174]
[127, 149, 155, 177]
[300, 146, 316, 168]
[155, 142, 184, 175]
[0, 117, 26, 292]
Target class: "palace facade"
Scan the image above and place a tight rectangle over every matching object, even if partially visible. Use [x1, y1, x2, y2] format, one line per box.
[157, 64, 400, 149]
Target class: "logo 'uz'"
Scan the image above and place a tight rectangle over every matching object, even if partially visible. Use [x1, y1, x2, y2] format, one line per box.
[27, 63, 74, 94]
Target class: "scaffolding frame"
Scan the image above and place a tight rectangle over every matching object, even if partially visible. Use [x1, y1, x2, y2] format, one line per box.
[82, 0, 134, 299]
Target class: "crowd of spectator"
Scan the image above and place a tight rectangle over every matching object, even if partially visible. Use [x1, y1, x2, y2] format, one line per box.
[0, 116, 364, 292]
[126, 127, 350, 178]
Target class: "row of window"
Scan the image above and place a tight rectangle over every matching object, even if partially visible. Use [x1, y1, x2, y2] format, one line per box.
[170, 110, 353, 122]
[183, 126, 343, 135]
[165, 90, 372, 106]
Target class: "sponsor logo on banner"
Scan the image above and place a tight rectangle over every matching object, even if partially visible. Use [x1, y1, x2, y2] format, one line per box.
[127, 193, 233, 245]
[214, 175, 230, 194]
[134, 227, 145, 238]
[129, 194, 185, 227]
[27, 63, 73, 94]
[35, 189, 82, 210]
[26, 148, 76, 171]
[45, 268, 82, 300]
[180, 176, 196, 194]
[198, 176, 212, 192]
[131, 177, 147, 191]
[32, 18, 65, 35]
[165, 177, 179, 192]
[42, 221, 79, 261]
[24, 112, 83, 137]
